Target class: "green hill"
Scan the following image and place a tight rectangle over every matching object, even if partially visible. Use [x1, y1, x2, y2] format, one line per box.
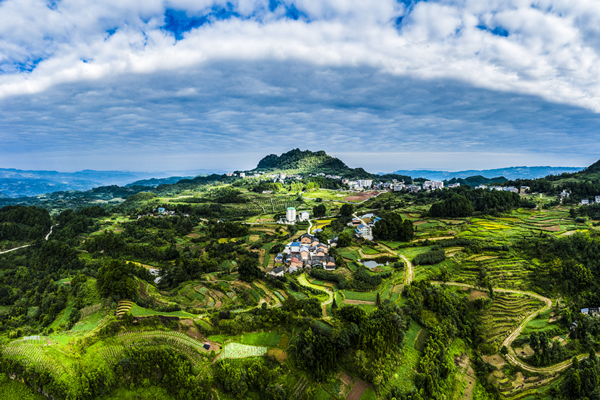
[253, 148, 372, 178]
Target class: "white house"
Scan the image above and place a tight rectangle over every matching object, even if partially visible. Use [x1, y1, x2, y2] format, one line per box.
[299, 211, 310, 221]
[582, 199, 590, 205]
[423, 181, 444, 190]
[358, 179, 373, 189]
[355, 224, 373, 240]
[286, 207, 297, 223]
[239, 172, 246, 178]
[448, 183, 460, 188]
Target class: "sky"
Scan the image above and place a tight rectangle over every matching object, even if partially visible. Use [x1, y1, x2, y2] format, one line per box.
[1, 0, 600, 173]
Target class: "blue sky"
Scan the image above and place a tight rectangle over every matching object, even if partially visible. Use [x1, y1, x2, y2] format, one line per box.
[1, 0, 600, 173]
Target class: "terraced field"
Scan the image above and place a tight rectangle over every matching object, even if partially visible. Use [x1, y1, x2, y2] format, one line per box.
[114, 330, 209, 367]
[453, 254, 533, 290]
[481, 293, 545, 353]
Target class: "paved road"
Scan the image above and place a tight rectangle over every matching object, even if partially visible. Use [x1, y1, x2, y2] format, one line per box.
[0, 224, 57, 255]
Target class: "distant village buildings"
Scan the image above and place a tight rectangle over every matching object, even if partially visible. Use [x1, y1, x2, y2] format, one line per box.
[423, 181, 444, 190]
[268, 233, 337, 277]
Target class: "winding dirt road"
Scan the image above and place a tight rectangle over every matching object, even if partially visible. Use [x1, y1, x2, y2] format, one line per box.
[0, 224, 57, 255]
[427, 280, 589, 374]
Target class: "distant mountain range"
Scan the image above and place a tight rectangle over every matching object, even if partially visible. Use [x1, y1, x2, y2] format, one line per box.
[385, 166, 584, 181]
[126, 176, 196, 187]
[0, 168, 222, 197]
[0, 151, 589, 198]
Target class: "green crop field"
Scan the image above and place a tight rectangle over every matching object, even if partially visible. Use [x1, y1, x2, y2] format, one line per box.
[239, 331, 282, 347]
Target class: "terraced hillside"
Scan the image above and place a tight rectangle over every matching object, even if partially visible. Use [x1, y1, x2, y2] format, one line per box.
[481, 292, 544, 353]
[453, 253, 533, 290]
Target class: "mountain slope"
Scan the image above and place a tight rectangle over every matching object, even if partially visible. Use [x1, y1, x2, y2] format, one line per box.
[252, 149, 372, 178]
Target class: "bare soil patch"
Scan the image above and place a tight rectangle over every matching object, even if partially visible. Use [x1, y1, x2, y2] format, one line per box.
[540, 225, 561, 232]
[411, 236, 455, 242]
[346, 379, 368, 400]
[469, 290, 489, 301]
[267, 348, 287, 363]
[343, 299, 376, 305]
[392, 285, 404, 293]
[340, 372, 354, 386]
[343, 191, 381, 202]
[413, 220, 428, 225]
[186, 233, 200, 238]
[515, 344, 535, 357]
[482, 354, 506, 368]
[561, 230, 577, 236]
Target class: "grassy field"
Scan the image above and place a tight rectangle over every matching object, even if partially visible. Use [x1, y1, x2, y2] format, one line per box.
[239, 331, 282, 348]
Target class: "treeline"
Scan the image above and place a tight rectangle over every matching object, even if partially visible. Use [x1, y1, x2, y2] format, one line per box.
[413, 247, 446, 266]
[0, 346, 212, 400]
[53, 206, 108, 241]
[400, 281, 494, 399]
[347, 266, 391, 291]
[291, 304, 406, 382]
[83, 232, 180, 262]
[213, 358, 286, 399]
[310, 268, 347, 289]
[0, 205, 52, 242]
[207, 221, 249, 238]
[520, 233, 600, 303]
[428, 190, 533, 218]
[372, 213, 414, 242]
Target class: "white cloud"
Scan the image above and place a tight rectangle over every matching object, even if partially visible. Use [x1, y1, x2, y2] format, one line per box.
[0, 0, 599, 112]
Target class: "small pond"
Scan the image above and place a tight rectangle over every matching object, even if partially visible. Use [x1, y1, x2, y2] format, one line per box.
[361, 256, 399, 269]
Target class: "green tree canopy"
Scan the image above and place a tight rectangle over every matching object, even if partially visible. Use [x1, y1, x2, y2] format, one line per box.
[97, 259, 138, 300]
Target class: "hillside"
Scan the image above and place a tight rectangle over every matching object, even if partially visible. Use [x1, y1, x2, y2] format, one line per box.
[252, 148, 372, 178]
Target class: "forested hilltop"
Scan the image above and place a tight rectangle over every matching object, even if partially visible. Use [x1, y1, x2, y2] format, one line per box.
[252, 149, 374, 178]
[3, 156, 600, 400]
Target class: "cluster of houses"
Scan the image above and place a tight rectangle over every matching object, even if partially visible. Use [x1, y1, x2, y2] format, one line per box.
[137, 208, 190, 220]
[348, 213, 380, 241]
[580, 196, 600, 205]
[474, 185, 528, 194]
[343, 179, 373, 190]
[268, 233, 337, 277]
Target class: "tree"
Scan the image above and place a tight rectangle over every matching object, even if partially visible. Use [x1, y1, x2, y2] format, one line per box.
[500, 346, 508, 355]
[96, 260, 138, 300]
[313, 204, 327, 218]
[337, 232, 352, 248]
[340, 204, 354, 217]
[238, 256, 263, 282]
[376, 292, 381, 307]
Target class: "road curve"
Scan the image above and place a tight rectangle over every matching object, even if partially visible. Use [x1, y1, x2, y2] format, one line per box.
[377, 242, 413, 285]
[429, 281, 591, 374]
[0, 224, 58, 255]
